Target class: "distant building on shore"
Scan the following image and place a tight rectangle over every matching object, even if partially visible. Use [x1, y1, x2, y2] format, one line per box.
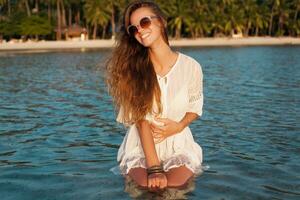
[65, 25, 88, 41]
[55, 25, 88, 41]
[231, 30, 243, 38]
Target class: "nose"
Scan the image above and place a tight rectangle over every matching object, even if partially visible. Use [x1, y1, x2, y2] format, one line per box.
[136, 25, 144, 33]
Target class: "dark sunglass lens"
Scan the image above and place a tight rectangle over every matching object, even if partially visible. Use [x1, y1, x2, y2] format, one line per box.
[128, 26, 138, 36]
[140, 17, 151, 29]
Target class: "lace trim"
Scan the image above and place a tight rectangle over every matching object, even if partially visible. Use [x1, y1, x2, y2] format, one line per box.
[119, 154, 203, 175]
[189, 93, 202, 103]
[162, 154, 203, 174]
[119, 156, 147, 175]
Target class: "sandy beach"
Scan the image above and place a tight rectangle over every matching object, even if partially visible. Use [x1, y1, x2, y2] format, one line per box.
[0, 37, 299, 52]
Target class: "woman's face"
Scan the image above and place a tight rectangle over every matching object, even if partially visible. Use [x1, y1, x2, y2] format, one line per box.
[129, 7, 164, 48]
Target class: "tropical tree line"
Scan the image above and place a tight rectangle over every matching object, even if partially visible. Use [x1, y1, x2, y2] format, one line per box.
[0, 0, 299, 41]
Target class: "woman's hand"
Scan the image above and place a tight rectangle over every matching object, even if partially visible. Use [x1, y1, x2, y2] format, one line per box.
[150, 117, 184, 144]
[147, 172, 167, 191]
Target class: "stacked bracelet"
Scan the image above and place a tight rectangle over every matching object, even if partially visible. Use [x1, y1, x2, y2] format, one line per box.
[147, 164, 164, 175]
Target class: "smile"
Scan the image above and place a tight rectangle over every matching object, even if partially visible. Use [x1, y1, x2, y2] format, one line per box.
[141, 33, 150, 39]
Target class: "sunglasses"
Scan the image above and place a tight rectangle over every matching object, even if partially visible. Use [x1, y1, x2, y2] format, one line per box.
[127, 16, 159, 36]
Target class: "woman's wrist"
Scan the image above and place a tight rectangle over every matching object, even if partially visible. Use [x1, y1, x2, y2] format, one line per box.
[178, 112, 198, 132]
[147, 164, 164, 175]
[177, 121, 185, 132]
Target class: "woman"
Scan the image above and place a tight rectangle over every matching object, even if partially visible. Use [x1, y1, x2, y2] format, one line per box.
[106, 0, 204, 191]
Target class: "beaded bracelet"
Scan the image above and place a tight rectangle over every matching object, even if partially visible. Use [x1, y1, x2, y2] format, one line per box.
[147, 164, 164, 175]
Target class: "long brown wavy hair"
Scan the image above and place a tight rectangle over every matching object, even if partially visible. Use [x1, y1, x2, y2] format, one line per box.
[105, 0, 169, 125]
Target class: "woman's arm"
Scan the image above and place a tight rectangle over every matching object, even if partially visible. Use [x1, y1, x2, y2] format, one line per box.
[178, 112, 199, 130]
[136, 119, 160, 167]
[136, 119, 168, 190]
[150, 112, 199, 143]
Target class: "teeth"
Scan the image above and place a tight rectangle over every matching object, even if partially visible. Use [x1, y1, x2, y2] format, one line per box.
[141, 33, 150, 39]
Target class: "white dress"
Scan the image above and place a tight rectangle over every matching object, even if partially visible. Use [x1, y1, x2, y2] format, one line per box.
[116, 52, 204, 175]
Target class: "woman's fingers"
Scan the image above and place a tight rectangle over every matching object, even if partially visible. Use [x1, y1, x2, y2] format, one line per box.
[152, 132, 162, 139]
[148, 177, 159, 191]
[155, 177, 161, 187]
[151, 123, 165, 132]
[151, 121, 168, 129]
[154, 117, 169, 124]
[153, 136, 161, 143]
[151, 123, 168, 143]
[160, 178, 167, 189]
[153, 131, 167, 144]
[154, 137, 164, 144]
[147, 178, 154, 189]
[157, 174, 168, 189]
[148, 174, 167, 191]
[160, 174, 168, 189]
[152, 129, 164, 138]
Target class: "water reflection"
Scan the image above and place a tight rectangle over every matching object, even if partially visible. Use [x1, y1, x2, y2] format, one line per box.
[124, 175, 197, 200]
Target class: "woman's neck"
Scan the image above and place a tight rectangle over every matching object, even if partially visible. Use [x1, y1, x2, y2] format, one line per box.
[149, 40, 177, 74]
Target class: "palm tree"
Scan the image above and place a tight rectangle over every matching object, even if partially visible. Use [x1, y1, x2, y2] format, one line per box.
[0, 0, 11, 16]
[84, 0, 110, 39]
[186, 0, 210, 38]
[56, 0, 62, 40]
[208, 0, 228, 37]
[47, 0, 52, 22]
[63, 0, 82, 27]
[18, 0, 31, 17]
[60, 0, 67, 28]
[289, 0, 300, 36]
[188, 13, 210, 38]
[159, 0, 193, 39]
[0, 0, 5, 12]
[253, 4, 269, 36]
[293, 0, 300, 22]
[106, 0, 130, 39]
[267, 0, 281, 36]
[224, 1, 244, 36]
[277, 1, 290, 36]
[242, 0, 259, 36]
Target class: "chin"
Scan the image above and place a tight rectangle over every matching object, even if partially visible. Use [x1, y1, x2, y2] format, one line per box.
[137, 39, 152, 47]
[141, 42, 152, 47]
[136, 34, 159, 47]
[141, 37, 159, 48]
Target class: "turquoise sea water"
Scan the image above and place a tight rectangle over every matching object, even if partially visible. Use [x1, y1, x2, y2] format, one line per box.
[0, 46, 299, 199]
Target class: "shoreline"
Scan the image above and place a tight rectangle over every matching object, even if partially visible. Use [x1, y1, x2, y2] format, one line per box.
[0, 37, 299, 52]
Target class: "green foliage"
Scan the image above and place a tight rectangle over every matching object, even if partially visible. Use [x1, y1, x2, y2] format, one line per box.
[84, 0, 110, 26]
[0, 12, 52, 38]
[162, 0, 194, 38]
[20, 15, 52, 36]
[0, 0, 299, 39]
[0, 13, 24, 37]
[84, 0, 111, 38]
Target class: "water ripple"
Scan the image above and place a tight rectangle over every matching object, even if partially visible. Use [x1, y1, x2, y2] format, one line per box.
[0, 47, 299, 199]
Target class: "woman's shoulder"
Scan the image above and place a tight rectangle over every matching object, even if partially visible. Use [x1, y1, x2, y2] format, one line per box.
[178, 52, 202, 72]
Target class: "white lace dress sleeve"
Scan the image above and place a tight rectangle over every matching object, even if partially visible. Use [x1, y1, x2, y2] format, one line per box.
[187, 63, 204, 117]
